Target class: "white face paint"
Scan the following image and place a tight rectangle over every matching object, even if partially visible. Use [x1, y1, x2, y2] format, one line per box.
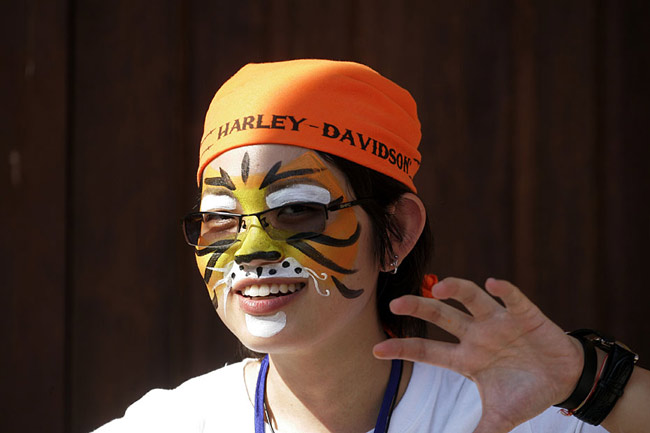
[200, 194, 237, 211]
[208, 256, 330, 316]
[245, 312, 287, 338]
[266, 184, 331, 208]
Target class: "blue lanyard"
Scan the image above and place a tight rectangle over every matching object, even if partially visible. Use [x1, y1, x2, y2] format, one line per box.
[254, 354, 403, 433]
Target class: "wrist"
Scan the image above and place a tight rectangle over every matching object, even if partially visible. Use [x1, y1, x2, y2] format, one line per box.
[554, 332, 598, 410]
[556, 329, 639, 425]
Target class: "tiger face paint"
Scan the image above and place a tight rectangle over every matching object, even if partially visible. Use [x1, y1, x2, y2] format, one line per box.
[195, 145, 380, 351]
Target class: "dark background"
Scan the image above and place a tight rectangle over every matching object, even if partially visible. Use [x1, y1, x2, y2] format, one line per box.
[2, 1, 649, 432]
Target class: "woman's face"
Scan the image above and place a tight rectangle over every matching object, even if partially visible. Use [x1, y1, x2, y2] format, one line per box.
[195, 144, 382, 353]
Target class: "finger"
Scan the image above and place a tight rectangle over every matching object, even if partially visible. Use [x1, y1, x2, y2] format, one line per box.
[433, 277, 501, 319]
[373, 337, 459, 369]
[390, 295, 472, 338]
[484, 278, 533, 316]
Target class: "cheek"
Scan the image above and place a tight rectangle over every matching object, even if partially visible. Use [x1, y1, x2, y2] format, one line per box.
[195, 247, 238, 302]
[319, 211, 362, 268]
[292, 243, 358, 276]
[284, 212, 362, 283]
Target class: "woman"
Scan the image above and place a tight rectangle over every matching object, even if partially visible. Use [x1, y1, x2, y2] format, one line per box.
[95, 59, 650, 432]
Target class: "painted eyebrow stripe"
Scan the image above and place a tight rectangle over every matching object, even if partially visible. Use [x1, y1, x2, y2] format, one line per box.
[200, 194, 237, 211]
[266, 184, 331, 208]
[259, 161, 323, 189]
[205, 167, 236, 190]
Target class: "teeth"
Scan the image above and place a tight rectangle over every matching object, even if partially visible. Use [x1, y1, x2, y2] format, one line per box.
[241, 283, 301, 297]
[258, 284, 270, 296]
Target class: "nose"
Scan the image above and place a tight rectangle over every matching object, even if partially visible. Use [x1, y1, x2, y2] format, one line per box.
[234, 218, 283, 266]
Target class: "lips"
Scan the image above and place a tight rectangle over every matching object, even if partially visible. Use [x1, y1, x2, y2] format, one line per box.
[234, 280, 306, 315]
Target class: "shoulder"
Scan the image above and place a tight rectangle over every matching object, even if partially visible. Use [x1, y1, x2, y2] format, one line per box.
[174, 358, 251, 400]
[92, 359, 257, 433]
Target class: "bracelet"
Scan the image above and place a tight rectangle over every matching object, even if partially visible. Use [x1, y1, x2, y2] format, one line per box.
[572, 332, 639, 425]
[553, 331, 597, 410]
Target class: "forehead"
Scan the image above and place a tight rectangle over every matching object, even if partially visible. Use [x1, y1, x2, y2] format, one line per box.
[201, 144, 351, 196]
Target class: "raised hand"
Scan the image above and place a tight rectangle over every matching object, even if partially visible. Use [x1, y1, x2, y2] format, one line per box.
[373, 277, 584, 433]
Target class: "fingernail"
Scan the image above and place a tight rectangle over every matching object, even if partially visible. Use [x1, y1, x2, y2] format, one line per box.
[372, 343, 388, 358]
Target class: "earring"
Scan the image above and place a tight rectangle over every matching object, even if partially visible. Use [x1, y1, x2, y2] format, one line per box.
[390, 254, 399, 274]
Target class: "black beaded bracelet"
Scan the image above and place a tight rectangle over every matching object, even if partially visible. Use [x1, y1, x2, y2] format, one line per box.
[553, 331, 598, 410]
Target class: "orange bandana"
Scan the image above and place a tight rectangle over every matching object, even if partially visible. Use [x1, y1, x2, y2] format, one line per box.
[198, 59, 422, 191]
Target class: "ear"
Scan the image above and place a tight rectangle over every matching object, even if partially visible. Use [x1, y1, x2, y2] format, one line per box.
[383, 193, 426, 270]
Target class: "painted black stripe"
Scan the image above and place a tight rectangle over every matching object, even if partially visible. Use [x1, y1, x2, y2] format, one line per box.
[235, 251, 282, 264]
[241, 152, 250, 184]
[287, 240, 356, 274]
[202, 250, 224, 284]
[332, 276, 364, 299]
[287, 224, 360, 246]
[205, 167, 236, 190]
[195, 240, 238, 283]
[259, 161, 322, 189]
[195, 239, 238, 256]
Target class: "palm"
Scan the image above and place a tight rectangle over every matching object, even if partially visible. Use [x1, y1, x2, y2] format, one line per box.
[373, 278, 583, 433]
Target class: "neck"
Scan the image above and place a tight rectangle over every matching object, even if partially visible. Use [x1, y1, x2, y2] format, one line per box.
[248, 321, 412, 433]
[270, 343, 388, 432]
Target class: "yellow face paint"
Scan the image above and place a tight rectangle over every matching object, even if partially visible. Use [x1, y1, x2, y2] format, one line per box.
[195, 150, 363, 313]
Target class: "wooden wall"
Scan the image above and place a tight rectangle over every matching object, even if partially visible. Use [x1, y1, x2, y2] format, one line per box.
[2, 1, 648, 432]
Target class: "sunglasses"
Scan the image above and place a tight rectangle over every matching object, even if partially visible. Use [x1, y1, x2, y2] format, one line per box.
[182, 199, 371, 248]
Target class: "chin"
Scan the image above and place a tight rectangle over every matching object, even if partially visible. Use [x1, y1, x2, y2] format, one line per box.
[235, 326, 318, 356]
[238, 335, 291, 355]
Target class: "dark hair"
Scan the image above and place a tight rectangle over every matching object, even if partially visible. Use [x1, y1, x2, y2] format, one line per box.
[319, 152, 433, 338]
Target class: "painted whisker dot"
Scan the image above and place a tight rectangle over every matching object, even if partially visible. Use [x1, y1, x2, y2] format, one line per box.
[282, 261, 290, 268]
[295, 267, 302, 274]
[231, 273, 236, 278]
[239, 265, 244, 270]
[269, 269, 277, 275]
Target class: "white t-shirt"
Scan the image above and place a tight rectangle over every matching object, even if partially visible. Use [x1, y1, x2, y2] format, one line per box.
[93, 360, 608, 433]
